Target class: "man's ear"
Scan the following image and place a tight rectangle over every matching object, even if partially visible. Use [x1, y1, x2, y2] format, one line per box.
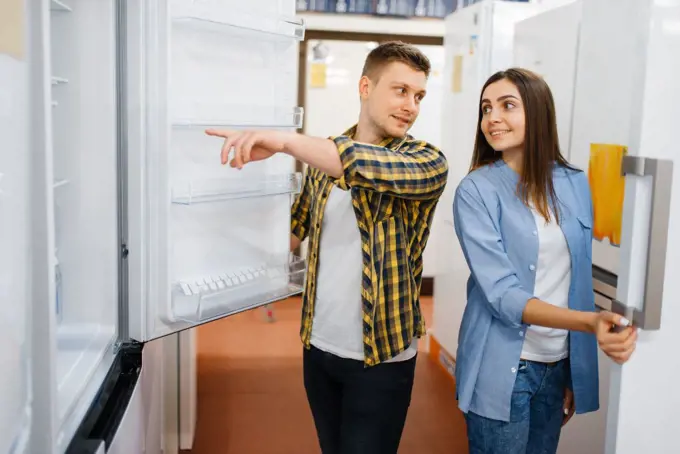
[358, 75, 371, 100]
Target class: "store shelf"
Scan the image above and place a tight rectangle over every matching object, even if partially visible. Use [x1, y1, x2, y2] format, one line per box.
[51, 76, 69, 85]
[172, 106, 304, 129]
[171, 173, 302, 205]
[50, 0, 72, 12]
[170, 255, 306, 324]
[172, 6, 305, 41]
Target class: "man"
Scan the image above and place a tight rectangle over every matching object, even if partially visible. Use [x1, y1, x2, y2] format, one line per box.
[206, 41, 448, 454]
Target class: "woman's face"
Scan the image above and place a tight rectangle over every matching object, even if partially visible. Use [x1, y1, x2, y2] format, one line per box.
[480, 78, 526, 154]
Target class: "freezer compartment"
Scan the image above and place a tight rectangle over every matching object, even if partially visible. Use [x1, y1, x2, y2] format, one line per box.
[170, 254, 306, 323]
[171, 173, 302, 205]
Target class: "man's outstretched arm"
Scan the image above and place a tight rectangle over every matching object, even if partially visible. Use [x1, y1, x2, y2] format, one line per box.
[206, 129, 448, 200]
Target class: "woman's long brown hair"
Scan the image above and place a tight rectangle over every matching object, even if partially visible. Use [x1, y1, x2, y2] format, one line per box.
[469, 68, 576, 224]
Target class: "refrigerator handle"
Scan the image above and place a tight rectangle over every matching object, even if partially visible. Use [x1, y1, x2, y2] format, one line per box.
[610, 156, 674, 330]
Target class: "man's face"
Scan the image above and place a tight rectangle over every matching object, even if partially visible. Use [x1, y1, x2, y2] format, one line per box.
[360, 61, 428, 138]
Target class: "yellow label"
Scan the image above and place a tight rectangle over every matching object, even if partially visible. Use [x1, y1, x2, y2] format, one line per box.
[0, 0, 25, 60]
[451, 55, 463, 93]
[309, 62, 327, 89]
[588, 143, 627, 246]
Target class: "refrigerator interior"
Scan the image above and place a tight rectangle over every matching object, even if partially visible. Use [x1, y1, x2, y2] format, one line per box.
[126, 0, 305, 343]
[47, 0, 119, 448]
[0, 35, 32, 454]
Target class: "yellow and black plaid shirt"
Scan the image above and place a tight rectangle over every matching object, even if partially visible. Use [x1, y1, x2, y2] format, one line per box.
[291, 125, 449, 366]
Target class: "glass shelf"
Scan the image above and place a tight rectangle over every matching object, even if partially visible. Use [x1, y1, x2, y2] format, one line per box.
[50, 0, 72, 12]
[171, 173, 302, 205]
[172, 106, 304, 129]
[170, 255, 306, 324]
[172, 5, 305, 41]
[51, 76, 69, 85]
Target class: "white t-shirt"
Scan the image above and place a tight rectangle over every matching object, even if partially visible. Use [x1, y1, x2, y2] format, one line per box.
[310, 186, 418, 362]
[520, 207, 572, 363]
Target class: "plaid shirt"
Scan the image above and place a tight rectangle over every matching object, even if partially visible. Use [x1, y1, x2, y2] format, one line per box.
[290, 125, 449, 366]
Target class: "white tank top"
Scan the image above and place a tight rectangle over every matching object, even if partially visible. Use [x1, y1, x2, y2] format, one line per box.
[520, 207, 572, 363]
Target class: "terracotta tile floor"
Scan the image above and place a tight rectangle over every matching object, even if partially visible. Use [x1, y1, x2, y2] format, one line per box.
[186, 296, 469, 454]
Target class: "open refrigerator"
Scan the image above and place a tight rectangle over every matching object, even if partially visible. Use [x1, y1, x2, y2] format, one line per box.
[25, 0, 305, 452]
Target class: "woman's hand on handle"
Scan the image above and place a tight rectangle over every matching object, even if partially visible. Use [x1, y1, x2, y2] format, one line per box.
[522, 299, 638, 365]
[591, 311, 637, 365]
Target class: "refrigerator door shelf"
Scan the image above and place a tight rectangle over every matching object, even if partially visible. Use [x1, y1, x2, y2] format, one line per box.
[172, 8, 305, 41]
[172, 106, 304, 130]
[51, 0, 72, 12]
[169, 254, 306, 325]
[171, 173, 302, 205]
[171, 25, 298, 113]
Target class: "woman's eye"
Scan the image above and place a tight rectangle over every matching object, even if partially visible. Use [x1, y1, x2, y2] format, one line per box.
[504, 101, 515, 109]
[482, 105, 491, 114]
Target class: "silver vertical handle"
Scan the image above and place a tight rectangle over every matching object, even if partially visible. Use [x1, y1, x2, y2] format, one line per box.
[610, 156, 674, 330]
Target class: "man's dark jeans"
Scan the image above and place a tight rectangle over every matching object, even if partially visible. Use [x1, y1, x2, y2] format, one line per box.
[303, 345, 417, 454]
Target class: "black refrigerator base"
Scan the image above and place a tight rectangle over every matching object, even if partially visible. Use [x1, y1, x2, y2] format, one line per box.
[65, 341, 143, 454]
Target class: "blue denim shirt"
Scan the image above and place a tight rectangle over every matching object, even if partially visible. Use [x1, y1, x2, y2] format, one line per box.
[452, 159, 599, 422]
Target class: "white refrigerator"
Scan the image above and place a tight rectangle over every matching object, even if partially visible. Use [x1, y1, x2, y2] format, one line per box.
[439, 0, 679, 452]
[22, 0, 305, 452]
[433, 0, 547, 361]
[560, 0, 678, 452]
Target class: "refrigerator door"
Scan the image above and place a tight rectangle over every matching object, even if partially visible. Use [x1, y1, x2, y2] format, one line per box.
[30, 0, 119, 452]
[124, 0, 306, 343]
[0, 1, 32, 452]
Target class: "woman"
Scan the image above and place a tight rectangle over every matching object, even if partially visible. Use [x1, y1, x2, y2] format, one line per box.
[452, 68, 637, 453]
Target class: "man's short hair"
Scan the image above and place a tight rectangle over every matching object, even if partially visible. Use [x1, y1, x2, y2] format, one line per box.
[361, 41, 431, 81]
